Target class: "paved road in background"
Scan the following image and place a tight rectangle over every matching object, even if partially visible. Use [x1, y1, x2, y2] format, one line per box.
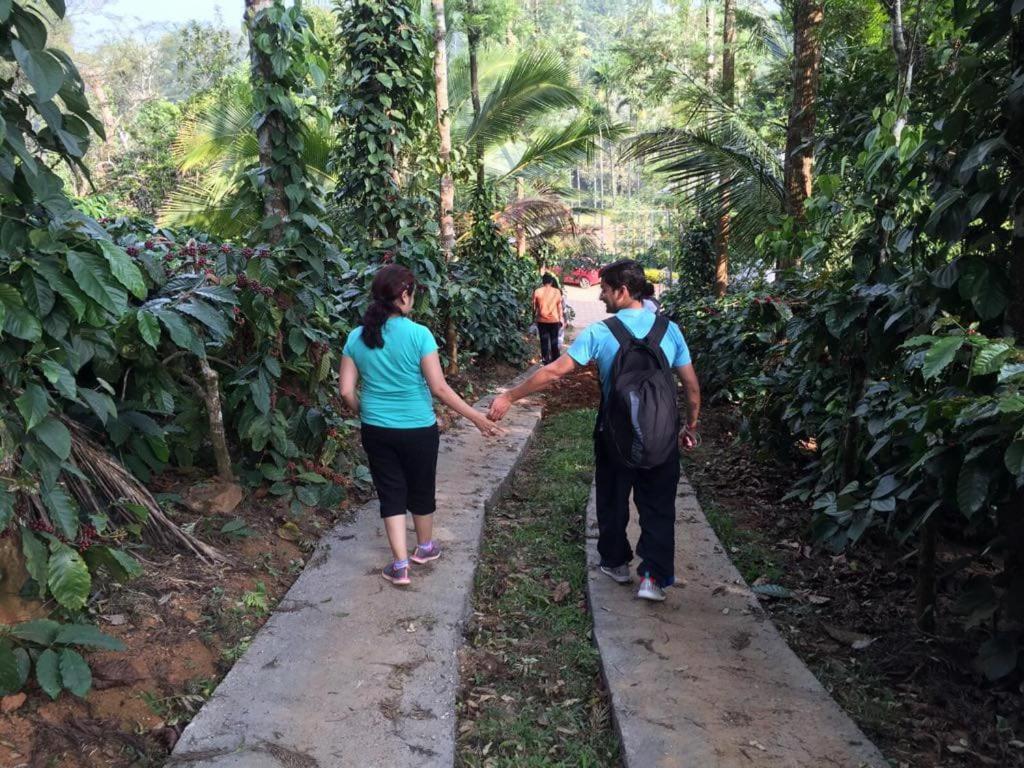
[564, 285, 608, 332]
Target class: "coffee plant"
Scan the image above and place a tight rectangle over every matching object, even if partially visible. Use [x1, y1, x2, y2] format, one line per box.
[664, 0, 1024, 681]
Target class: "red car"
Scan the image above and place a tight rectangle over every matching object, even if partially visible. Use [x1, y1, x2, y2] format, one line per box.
[549, 265, 601, 289]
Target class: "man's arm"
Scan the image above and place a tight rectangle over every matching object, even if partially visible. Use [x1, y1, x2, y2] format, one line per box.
[676, 363, 701, 444]
[489, 354, 579, 420]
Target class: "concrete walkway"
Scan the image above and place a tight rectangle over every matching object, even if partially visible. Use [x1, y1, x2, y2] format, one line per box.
[168, 381, 543, 767]
[586, 477, 888, 768]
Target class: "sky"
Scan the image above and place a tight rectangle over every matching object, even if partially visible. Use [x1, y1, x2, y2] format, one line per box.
[70, 0, 239, 48]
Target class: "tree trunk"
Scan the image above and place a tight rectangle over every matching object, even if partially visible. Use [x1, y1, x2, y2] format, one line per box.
[1000, 18, 1024, 630]
[782, 0, 824, 235]
[515, 177, 527, 258]
[432, 0, 455, 261]
[1008, 14, 1024, 341]
[245, 0, 288, 245]
[431, 0, 460, 376]
[722, 0, 735, 105]
[197, 353, 235, 483]
[714, 0, 736, 298]
[882, 0, 915, 141]
[598, 125, 605, 246]
[704, 1, 714, 89]
[467, 1, 485, 193]
[915, 511, 937, 633]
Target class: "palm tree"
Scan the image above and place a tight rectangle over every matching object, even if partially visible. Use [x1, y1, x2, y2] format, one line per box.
[623, 86, 784, 263]
[157, 79, 335, 237]
[449, 47, 623, 243]
[245, 0, 288, 244]
[782, 0, 825, 235]
[161, 47, 613, 246]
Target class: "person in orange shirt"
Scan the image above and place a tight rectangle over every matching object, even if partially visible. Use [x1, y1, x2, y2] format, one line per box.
[533, 273, 565, 364]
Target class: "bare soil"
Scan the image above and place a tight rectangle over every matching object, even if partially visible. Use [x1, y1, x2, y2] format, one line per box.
[682, 404, 1024, 768]
[0, 362, 519, 768]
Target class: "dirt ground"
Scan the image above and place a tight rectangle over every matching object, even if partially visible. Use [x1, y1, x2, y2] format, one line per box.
[682, 404, 1024, 768]
[0, 361, 519, 768]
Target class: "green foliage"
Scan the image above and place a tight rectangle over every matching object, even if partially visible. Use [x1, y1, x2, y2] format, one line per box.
[452, 185, 535, 362]
[0, 619, 124, 699]
[102, 100, 182, 217]
[246, 1, 332, 255]
[330, 0, 440, 272]
[662, 216, 715, 302]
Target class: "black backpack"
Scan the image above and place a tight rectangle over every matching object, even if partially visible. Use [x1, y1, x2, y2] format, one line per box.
[599, 315, 679, 469]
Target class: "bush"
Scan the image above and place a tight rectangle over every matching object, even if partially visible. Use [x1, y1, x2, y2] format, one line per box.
[668, 265, 1024, 680]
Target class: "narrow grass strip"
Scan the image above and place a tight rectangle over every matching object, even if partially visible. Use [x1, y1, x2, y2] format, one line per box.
[455, 409, 621, 768]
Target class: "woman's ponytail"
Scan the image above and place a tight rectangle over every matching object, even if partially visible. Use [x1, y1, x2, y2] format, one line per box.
[360, 265, 417, 349]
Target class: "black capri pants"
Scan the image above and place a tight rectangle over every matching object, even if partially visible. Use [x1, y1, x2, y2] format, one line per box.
[360, 423, 440, 518]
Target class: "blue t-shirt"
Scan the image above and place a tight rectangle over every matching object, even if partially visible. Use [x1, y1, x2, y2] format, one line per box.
[342, 317, 439, 428]
[568, 308, 692, 396]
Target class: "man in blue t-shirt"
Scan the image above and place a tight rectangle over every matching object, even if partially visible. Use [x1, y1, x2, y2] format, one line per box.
[489, 260, 701, 602]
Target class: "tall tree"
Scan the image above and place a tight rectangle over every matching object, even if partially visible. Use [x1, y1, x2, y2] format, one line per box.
[432, 0, 460, 373]
[1009, 12, 1024, 341]
[466, 0, 485, 191]
[714, 0, 736, 297]
[781, 0, 824, 240]
[432, 0, 456, 261]
[244, 0, 287, 245]
[881, 0, 916, 140]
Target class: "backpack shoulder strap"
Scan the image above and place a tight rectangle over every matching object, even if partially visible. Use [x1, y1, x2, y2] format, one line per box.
[603, 316, 634, 349]
[643, 315, 670, 348]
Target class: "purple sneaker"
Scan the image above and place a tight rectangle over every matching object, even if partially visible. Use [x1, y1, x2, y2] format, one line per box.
[410, 541, 442, 564]
[382, 561, 411, 586]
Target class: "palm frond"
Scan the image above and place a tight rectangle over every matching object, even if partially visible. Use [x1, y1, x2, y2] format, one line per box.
[173, 82, 258, 174]
[460, 49, 581, 151]
[624, 125, 784, 258]
[738, 7, 790, 61]
[493, 195, 574, 239]
[158, 174, 259, 238]
[500, 115, 628, 180]
[448, 46, 518, 122]
[625, 127, 783, 200]
[160, 80, 335, 237]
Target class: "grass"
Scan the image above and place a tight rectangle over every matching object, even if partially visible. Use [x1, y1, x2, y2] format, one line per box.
[455, 408, 621, 768]
[701, 501, 782, 585]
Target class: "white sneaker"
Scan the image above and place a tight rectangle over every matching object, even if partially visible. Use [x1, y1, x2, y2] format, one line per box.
[637, 574, 666, 602]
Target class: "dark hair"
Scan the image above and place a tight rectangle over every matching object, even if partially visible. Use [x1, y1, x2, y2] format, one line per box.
[541, 273, 557, 286]
[599, 259, 646, 300]
[361, 265, 416, 349]
[641, 280, 656, 299]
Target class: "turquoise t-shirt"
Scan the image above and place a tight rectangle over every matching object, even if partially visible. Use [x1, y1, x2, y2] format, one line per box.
[342, 317, 439, 428]
[568, 308, 692, 397]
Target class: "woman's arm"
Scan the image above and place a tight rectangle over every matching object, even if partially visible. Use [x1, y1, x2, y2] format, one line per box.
[339, 356, 360, 414]
[420, 352, 503, 436]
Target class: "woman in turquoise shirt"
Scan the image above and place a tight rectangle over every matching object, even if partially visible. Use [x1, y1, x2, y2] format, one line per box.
[339, 265, 503, 586]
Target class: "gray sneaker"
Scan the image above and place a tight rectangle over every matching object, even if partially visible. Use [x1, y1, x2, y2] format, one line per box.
[637, 574, 666, 602]
[411, 541, 441, 564]
[599, 564, 632, 584]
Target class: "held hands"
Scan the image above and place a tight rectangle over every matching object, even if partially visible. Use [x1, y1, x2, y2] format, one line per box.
[472, 412, 506, 437]
[488, 393, 512, 422]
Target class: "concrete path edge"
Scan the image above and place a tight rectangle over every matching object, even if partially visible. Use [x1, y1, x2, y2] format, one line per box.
[168, 367, 543, 767]
[586, 474, 890, 768]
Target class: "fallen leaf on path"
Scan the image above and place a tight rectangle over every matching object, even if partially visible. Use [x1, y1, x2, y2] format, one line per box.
[752, 584, 793, 599]
[822, 623, 877, 650]
[277, 522, 301, 541]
